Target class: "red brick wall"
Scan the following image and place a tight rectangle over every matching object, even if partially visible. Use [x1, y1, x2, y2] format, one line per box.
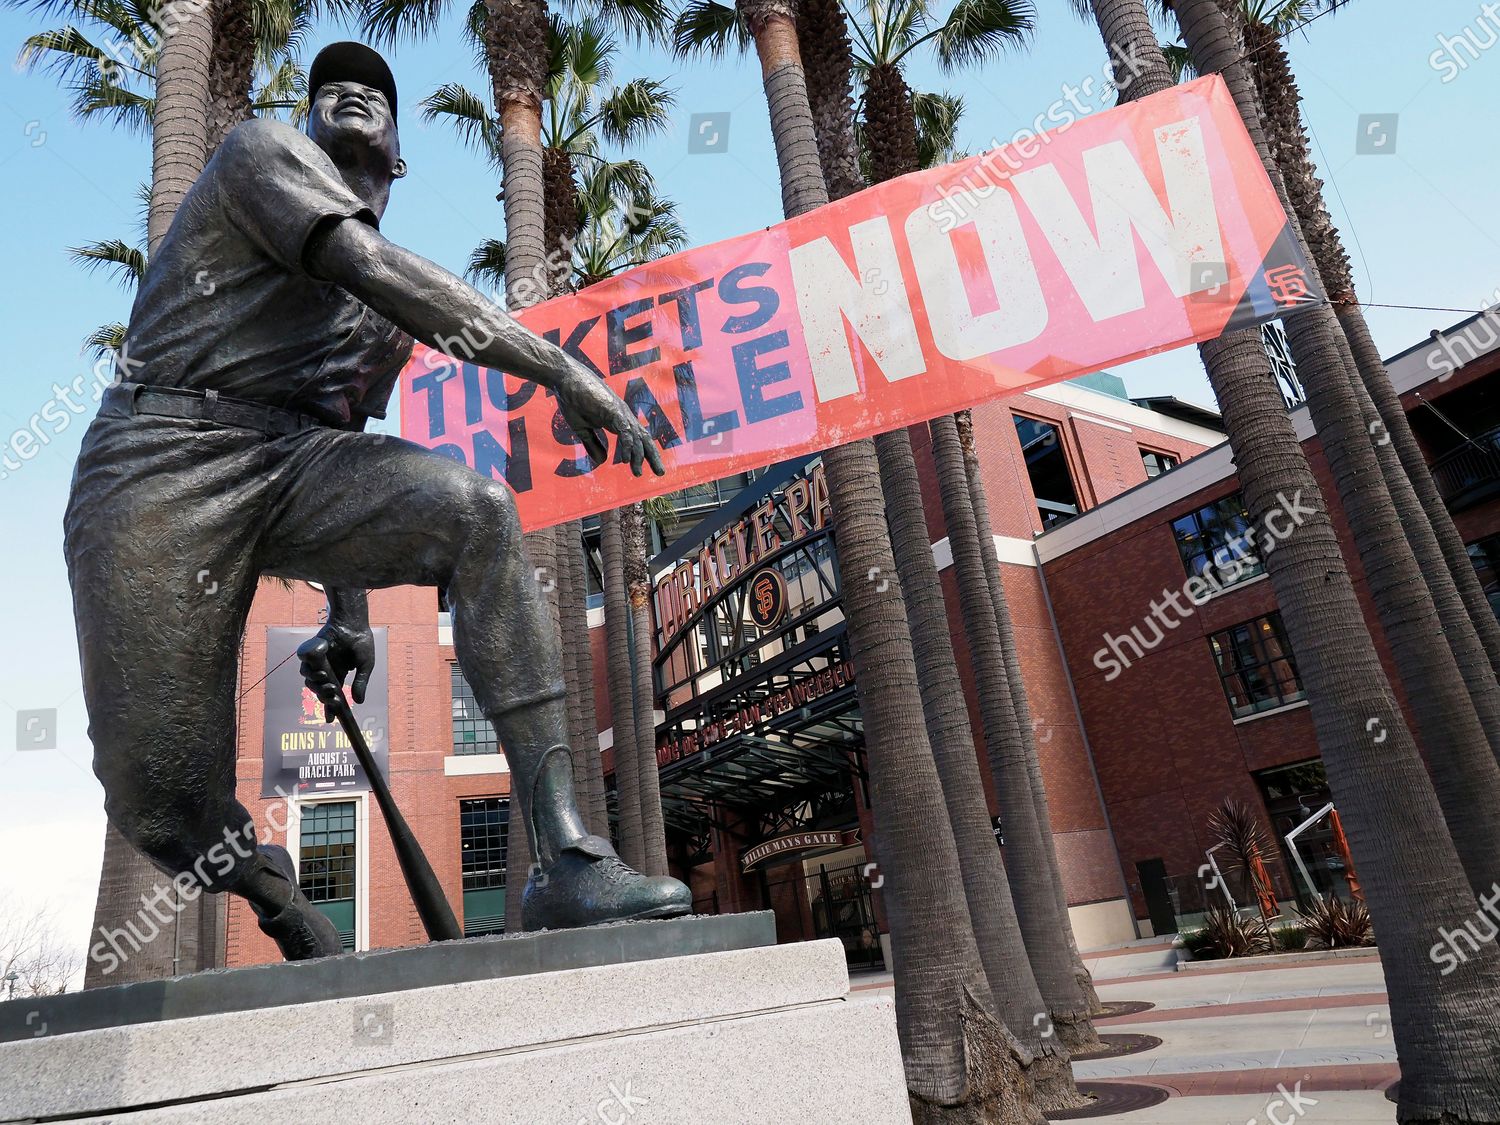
[226, 582, 509, 965]
[1039, 418, 1447, 920]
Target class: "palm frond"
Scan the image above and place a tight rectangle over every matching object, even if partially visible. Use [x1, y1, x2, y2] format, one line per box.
[466, 237, 508, 289]
[594, 77, 675, 147]
[670, 0, 748, 59]
[83, 321, 126, 363]
[360, 0, 449, 46]
[912, 89, 963, 169]
[1161, 42, 1195, 82]
[566, 0, 672, 45]
[421, 82, 501, 161]
[69, 237, 146, 287]
[73, 72, 153, 132]
[927, 0, 1034, 70]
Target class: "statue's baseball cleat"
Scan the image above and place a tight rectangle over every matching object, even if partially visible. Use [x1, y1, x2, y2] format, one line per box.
[523, 836, 693, 931]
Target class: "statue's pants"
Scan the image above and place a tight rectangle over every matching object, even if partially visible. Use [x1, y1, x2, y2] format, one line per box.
[64, 400, 566, 894]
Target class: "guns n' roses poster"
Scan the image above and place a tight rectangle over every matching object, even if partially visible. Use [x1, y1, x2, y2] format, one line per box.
[260, 626, 389, 798]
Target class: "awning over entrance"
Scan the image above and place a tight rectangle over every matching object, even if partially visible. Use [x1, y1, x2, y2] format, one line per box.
[645, 458, 868, 866]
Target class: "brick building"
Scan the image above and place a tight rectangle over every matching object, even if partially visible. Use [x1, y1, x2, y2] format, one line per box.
[168, 311, 1500, 972]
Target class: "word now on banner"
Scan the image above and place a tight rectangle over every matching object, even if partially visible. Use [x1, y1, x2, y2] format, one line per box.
[400, 74, 1322, 531]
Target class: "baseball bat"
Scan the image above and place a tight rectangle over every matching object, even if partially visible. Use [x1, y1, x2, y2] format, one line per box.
[328, 693, 462, 942]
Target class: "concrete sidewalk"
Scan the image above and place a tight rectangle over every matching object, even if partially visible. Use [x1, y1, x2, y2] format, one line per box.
[1075, 939, 1396, 1123]
[849, 938, 1399, 1121]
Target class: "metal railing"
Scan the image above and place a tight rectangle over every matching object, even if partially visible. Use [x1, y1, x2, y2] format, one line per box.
[1432, 427, 1500, 511]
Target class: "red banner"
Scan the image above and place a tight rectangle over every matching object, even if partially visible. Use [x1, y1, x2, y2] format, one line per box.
[400, 75, 1319, 531]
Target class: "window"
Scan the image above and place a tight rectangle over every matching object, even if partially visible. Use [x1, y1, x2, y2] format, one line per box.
[1209, 612, 1305, 719]
[1141, 449, 1178, 478]
[1467, 535, 1500, 620]
[299, 801, 357, 951]
[1171, 493, 1263, 589]
[1013, 415, 1080, 529]
[451, 664, 497, 755]
[460, 798, 509, 936]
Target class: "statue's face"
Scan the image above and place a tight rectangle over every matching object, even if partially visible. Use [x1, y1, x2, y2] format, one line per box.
[308, 79, 399, 176]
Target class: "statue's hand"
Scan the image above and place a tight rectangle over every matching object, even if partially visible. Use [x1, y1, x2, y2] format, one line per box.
[557, 368, 666, 478]
[297, 622, 375, 723]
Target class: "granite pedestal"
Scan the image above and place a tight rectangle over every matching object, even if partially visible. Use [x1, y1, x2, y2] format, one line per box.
[0, 913, 910, 1123]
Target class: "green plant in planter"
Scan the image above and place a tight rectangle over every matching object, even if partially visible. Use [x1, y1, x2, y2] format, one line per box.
[1272, 923, 1308, 952]
[1195, 901, 1273, 959]
[1297, 895, 1374, 950]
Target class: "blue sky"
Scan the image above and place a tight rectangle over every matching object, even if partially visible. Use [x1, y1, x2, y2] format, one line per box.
[0, 0, 1496, 961]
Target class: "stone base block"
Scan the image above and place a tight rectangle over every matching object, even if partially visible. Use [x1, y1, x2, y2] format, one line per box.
[0, 930, 910, 1124]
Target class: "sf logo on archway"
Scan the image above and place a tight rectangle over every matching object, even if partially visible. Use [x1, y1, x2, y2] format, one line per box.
[748, 568, 787, 630]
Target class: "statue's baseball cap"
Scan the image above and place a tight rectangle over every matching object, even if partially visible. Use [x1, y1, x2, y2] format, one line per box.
[308, 41, 398, 118]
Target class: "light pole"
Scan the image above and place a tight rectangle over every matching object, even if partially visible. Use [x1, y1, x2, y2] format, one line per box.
[3, 971, 18, 1002]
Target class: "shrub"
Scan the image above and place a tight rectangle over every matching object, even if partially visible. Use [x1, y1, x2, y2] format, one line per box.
[1192, 901, 1273, 959]
[1272, 923, 1308, 952]
[1297, 895, 1374, 950]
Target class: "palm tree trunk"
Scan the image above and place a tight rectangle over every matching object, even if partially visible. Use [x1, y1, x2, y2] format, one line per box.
[956, 411, 1102, 1015]
[624, 502, 669, 876]
[1338, 303, 1500, 680]
[205, 0, 254, 151]
[600, 509, 645, 870]
[930, 413, 1099, 1052]
[1239, 19, 1500, 688]
[559, 523, 608, 833]
[1088, 1, 1500, 1115]
[1175, 0, 1500, 899]
[486, 0, 552, 933]
[837, 9, 1095, 1054]
[741, 4, 1041, 1120]
[877, 428, 1085, 1110]
[148, 0, 215, 250]
[792, 0, 1078, 1096]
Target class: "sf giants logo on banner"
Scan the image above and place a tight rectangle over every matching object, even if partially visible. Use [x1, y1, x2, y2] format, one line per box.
[402, 75, 1320, 531]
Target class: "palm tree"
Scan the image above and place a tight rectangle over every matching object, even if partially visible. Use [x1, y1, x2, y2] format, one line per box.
[709, 2, 1042, 1119]
[1167, 0, 1500, 899]
[823, 0, 1100, 1051]
[954, 411, 1103, 1016]
[1230, 0, 1500, 712]
[623, 501, 669, 875]
[11, 0, 309, 245]
[1085, 0, 1500, 1114]
[418, 5, 676, 871]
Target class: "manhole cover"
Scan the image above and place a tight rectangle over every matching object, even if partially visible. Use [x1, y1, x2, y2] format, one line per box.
[1047, 1081, 1172, 1119]
[1069, 1032, 1163, 1061]
[1096, 1000, 1155, 1019]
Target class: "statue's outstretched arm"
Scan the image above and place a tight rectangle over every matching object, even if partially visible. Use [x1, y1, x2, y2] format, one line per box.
[306, 215, 663, 477]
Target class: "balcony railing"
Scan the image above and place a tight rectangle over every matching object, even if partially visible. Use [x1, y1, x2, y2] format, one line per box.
[1433, 427, 1500, 512]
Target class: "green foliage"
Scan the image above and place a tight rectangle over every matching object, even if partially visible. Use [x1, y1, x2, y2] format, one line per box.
[1272, 923, 1308, 951]
[1189, 901, 1273, 959]
[9, 0, 312, 133]
[669, 0, 749, 60]
[1296, 895, 1374, 950]
[843, 0, 1034, 75]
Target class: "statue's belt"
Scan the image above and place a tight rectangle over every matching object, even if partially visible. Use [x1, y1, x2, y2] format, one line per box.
[104, 382, 326, 437]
